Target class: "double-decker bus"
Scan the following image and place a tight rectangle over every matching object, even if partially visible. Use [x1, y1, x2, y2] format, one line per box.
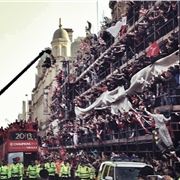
[0, 125, 39, 166]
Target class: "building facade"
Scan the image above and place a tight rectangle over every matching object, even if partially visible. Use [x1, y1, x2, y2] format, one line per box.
[31, 19, 73, 130]
[45, 1, 180, 157]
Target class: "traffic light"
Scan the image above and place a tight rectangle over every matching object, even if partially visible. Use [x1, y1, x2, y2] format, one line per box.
[152, 129, 159, 144]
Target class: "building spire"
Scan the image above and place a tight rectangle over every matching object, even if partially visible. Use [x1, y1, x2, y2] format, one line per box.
[59, 18, 62, 28]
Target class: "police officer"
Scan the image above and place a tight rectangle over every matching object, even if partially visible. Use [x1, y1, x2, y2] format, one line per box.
[75, 160, 91, 180]
[87, 164, 96, 180]
[9, 157, 21, 180]
[26, 160, 38, 180]
[17, 159, 23, 180]
[59, 160, 71, 180]
[0, 160, 9, 180]
[36, 160, 43, 179]
[45, 159, 56, 180]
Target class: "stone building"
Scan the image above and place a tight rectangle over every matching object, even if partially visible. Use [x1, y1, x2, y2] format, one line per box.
[31, 19, 73, 129]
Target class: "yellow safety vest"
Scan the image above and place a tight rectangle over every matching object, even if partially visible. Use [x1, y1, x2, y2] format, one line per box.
[76, 165, 91, 179]
[10, 164, 21, 177]
[60, 164, 70, 177]
[0, 165, 9, 179]
[27, 165, 38, 178]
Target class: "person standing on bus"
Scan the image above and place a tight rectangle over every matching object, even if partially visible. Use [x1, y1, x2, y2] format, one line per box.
[0, 160, 9, 179]
[9, 157, 21, 180]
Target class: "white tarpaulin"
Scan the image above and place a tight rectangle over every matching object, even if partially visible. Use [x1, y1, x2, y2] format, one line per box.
[106, 17, 127, 38]
[75, 51, 179, 116]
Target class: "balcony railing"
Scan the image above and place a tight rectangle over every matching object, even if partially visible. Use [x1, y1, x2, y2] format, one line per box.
[136, 18, 177, 53]
[153, 87, 180, 107]
[74, 17, 178, 97]
[46, 122, 180, 151]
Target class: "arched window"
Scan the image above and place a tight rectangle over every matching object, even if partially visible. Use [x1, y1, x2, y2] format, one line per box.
[61, 45, 67, 56]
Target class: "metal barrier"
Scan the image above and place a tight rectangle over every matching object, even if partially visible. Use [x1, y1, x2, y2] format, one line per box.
[46, 122, 180, 151]
[153, 87, 180, 107]
[135, 18, 176, 55]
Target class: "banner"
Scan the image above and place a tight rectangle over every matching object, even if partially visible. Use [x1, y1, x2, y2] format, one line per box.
[106, 17, 127, 38]
[75, 50, 178, 116]
[8, 152, 23, 164]
[8, 140, 38, 152]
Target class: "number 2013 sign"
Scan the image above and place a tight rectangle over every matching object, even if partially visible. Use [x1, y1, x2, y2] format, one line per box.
[12, 132, 35, 140]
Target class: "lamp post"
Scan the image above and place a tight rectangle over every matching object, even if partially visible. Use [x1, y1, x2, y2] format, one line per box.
[61, 59, 70, 120]
[43, 88, 49, 115]
[0, 48, 51, 96]
[25, 94, 28, 121]
[178, 1, 180, 86]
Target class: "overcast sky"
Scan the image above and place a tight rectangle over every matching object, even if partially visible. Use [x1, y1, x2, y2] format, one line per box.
[0, 0, 111, 128]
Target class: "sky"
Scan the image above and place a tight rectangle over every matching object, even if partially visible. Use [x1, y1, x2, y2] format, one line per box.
[0, 0, 111, 128]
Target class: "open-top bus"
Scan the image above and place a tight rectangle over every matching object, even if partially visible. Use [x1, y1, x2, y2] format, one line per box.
[0, 124, 39, 166]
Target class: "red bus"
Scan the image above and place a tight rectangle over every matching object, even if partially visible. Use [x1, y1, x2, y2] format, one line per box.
[0, 127, 39, 166]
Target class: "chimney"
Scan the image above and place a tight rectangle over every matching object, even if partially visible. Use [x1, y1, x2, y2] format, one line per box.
[64, 28, 73, 42]
[22, 100, 26, 121]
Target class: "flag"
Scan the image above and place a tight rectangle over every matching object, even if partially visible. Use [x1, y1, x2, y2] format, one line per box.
[106, 16, 127, 38]
[146, 41, 160, 58]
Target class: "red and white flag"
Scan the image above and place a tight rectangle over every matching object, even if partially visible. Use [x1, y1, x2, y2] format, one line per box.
[146, 41, 160, 58]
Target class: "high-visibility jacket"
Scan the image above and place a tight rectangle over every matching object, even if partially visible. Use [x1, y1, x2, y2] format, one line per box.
[0, 165, 9, 179]
[27, 165, 38, 179]
[44, 162, 49, 168]
[76, 165, 91, 179]
[45, 162, 56, 176]
[36, 164, 41, 178]
[59, 164, 71, 177]
[75, 164, 81, 177]
[18, 162, 24, 180]
[10, 163, 21, 178]
[89, 165, 96, 180]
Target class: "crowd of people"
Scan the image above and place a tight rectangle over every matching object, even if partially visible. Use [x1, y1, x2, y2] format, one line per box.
[1, 1, 180, 179]
[1, 150, 180, 179]
[50, 1, 178, 121]
[35, 149, 180, 179]
[72, 0, 178, 98]
[44, 0, 180, 159]
[43, 65, 180, 156]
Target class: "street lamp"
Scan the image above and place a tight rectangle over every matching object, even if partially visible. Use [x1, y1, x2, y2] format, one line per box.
[61, 59, 70, 120]
[44, 88, 49, 115]
[0, 48, 52, 96]
[25, 94, 28, 121]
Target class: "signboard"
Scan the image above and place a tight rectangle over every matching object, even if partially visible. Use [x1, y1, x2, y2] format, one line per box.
[8, 152, 23, 164]
[7, 140, 38, 152]
[10, 132, 37, 140]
